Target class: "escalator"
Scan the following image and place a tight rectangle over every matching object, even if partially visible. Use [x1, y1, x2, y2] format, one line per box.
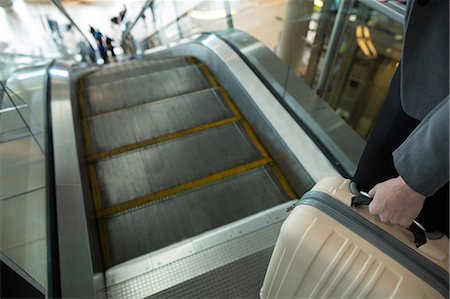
[77, 55, 297, 269]
[43, 32, 341, 298]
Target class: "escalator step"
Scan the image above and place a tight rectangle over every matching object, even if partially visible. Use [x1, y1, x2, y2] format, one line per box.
[85, 64, 211, 116]
[95, 122, 262, 208]
[88, 88, 233, 153]
[148, 247, 273, 299]
[104, 166, 290, 265]
[86, 57, 190, 86]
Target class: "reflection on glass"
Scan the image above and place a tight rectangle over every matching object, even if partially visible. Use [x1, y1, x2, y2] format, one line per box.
[301, 2, 403, 139]
[0, 60, 51, 290]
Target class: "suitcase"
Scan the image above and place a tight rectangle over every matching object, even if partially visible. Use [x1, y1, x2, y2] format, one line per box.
[260, 177, 449, 298]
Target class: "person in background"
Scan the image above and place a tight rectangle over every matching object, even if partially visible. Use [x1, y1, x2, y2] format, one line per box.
[354, 0, 449, 236]
[148, 0, 156, 23]
[90, 26, 108, 63]
[119, 4, 127, 23]
[47, 16, 62, 40]
[121, 21, 137, 56]
[105, 37, 116, 62]
[97, 39, 108, 63]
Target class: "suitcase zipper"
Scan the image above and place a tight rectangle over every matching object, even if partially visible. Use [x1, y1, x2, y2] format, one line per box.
[297, 190, 449, 297]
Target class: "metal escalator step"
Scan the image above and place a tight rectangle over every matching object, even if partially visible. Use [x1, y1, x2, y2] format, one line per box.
[95, 122, 262, 208]
[104, 166, 290, 265]
[93, 56, 187, 72]
[148, 247, 273, 299]
[88, 88, 233, 153]
[86, 57, 190, 86]
[86, 64, 211, 116]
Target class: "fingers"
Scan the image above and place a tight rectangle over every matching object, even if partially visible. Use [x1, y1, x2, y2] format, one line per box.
[368, 185, 376, 198]
[397, 220, 413, 228]
[368, 185, 381, 215]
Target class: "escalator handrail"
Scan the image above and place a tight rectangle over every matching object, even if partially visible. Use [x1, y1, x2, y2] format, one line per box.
[44, 59, 62, 298]
[50, 0, 96, 56]
[123, 0, 153, 37]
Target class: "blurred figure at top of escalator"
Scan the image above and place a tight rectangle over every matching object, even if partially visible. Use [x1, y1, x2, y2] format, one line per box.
[89, 26, 104, 46]
[353, 0, 449, 236]
[121, 21, 137, 57]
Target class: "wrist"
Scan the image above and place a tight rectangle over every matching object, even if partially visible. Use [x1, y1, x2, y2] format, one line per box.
[397, 176, 426, 199]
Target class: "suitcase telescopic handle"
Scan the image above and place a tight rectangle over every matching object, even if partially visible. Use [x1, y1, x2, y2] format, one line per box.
[351, 194, 427, 248]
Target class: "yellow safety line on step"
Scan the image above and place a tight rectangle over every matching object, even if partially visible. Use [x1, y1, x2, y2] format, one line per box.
[197, 64, 294, 198]
[270, 165, 298, 200]
[96, 158, 272, 219]
[80, 76, 112, 269]
[82, 120, 95, 157]
[240, 121, 270, 159]
[89, 116, 243, 162]
[89, 164, 103, 211]
[98, 219, 113, 268]
[198, 65, 241, 117]
[216, 86, 241, 117]
[78, 79, 95, 157]
[187, 56, 197, 65]
[78, 78, 89, 120]
[198, 64, 220, 89]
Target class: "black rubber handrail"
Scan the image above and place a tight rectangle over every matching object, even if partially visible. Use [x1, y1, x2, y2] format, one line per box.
[44, 60, 62, 298]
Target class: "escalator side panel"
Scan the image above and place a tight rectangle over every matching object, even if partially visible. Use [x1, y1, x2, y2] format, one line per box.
[95, 123, 262, 207]
[86, 65, 211, 116]
[105, 166, 290, 265]
[88, 88, 233, 153]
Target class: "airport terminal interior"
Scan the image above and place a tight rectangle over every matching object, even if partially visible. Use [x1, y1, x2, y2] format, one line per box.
[1, 0, 411, 297]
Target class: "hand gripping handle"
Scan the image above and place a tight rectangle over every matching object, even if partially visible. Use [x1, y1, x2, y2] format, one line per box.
[351, 194, 427, 248]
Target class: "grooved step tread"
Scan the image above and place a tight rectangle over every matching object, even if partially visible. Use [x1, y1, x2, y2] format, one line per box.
[88, 88, 234, 154]
[105, 167, 287, 265]
[95, 123, 263, 208]
[86, 56, 191, 86]
[84, 64, 211, 116]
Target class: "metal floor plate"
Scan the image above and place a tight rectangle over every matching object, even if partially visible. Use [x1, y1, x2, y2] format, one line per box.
[105, 166, 290, 265]
[148, 247, 273, 299]
[88, 88, 233, 152]
[101, 202, 292, 299]
[85, 65, 211, 116]
[95, 122, 262, 207]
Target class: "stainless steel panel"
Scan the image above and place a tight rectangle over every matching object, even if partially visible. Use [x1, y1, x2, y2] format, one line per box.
[96, 122, 261, 207]
[86, 65, 211, 116]
[103, 210, 287, 298]
[86, 57, 189, 86]
[89, 88, 232, 152]
[148, 248, 272, 298]
[105, 166, 290, 265]
[49, 64, 96, 298]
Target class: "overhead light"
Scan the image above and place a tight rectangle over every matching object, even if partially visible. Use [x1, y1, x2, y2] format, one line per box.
[188, 9, 237, 20]
[313, 0, 324, 8]
[355, 25, 378, 58]
[348, 15, 357, 22]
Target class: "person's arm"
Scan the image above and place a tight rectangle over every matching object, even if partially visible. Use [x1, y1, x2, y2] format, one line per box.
[368, 97, 449, 226]
[394, 96, 449, 196]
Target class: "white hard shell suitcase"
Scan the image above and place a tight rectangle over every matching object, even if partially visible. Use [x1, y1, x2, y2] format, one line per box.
[260, 177, 449, 298]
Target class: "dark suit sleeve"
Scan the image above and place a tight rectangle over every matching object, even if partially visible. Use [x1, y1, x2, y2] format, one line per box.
[393, 96, 449, 196]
